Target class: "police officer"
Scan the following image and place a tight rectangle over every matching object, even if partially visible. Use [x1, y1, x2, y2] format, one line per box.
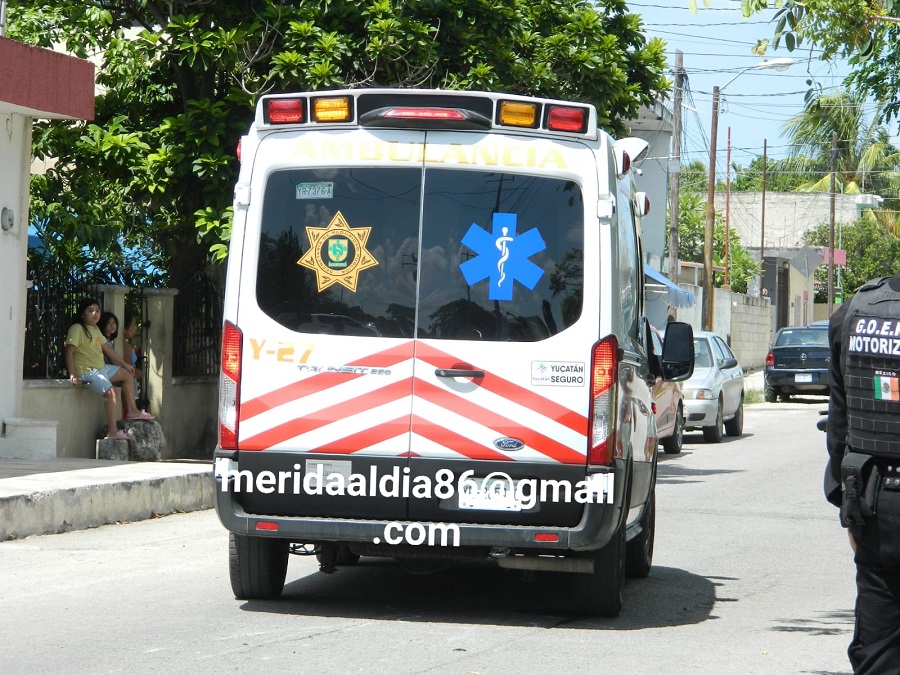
[826, 271, 900, 673]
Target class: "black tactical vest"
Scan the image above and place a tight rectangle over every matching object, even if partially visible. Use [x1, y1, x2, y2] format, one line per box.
[842, 277, 900, 459]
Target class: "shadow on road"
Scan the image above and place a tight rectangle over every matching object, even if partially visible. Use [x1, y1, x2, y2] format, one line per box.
[656, 458, 744, 485]
[771, 609, 854, 637]
[239, 560, 719, 630]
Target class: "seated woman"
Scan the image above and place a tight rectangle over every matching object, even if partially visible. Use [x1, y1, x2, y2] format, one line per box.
[64, 298, 153, 440]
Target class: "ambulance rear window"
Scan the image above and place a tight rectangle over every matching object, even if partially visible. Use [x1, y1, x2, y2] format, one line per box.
[255, 168, 583, 341]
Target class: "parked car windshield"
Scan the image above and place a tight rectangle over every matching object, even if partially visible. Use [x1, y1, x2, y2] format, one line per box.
[693, 338, 712, 369]
[775, 328, 829, 347]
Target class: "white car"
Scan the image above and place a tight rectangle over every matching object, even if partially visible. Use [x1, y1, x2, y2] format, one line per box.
[682, 331, 744, 443]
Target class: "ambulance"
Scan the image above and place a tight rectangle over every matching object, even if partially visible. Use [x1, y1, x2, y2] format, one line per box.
[213, 88, 694, 616]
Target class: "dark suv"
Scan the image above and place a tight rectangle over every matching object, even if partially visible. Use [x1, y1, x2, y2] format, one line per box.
[764, 325, 830, 402]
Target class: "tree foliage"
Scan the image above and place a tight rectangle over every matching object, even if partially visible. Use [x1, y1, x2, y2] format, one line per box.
[742, 1, 900, 125]
[9, 0, 667, 286]
[803, 216, 900, 300]
[669, 192, 761, 294]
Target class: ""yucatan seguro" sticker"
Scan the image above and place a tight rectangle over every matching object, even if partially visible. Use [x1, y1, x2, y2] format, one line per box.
[297, 210, 379, 292]
[531, 361, 586, 386]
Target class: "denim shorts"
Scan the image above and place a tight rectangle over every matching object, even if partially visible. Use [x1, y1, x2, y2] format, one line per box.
[80, 365, 121, 395]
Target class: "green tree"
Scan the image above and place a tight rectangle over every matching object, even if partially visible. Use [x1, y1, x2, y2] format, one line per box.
[679, 159, 708, 194]
[741, 1, 900, 123]
[668, 192, 761, 294]
[730, 155, 811, 192]
[803, 217, 900, 300]
[9, 0, 668, 286]
[781, 90, 900, 195]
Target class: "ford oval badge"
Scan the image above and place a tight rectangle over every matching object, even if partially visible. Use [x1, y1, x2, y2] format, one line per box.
[494, 437, 525, 451]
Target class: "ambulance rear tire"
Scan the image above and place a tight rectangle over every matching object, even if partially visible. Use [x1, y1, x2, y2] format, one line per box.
[573, 523, 625, 617]
[229, 533, 289, 600]
[625, 484, 655, 579]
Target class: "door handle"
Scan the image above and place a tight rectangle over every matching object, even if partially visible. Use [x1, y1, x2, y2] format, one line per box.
[435, 368, 484, 379]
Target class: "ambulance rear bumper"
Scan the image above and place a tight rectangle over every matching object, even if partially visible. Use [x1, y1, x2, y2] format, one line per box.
[213, 452, 626, 552]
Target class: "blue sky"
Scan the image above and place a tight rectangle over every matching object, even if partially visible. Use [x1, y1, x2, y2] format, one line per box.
[630, 0, 878, 173]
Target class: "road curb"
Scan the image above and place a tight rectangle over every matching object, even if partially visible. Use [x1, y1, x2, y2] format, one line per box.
[0, 463, 214, 541]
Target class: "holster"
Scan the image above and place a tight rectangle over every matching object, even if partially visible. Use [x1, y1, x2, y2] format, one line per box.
[840, 451, 882, 528]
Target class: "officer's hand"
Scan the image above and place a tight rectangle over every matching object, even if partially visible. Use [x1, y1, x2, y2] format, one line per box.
[848, 531, 857, 553]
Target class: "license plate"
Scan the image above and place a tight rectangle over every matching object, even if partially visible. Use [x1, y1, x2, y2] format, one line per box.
[795, 373, 813, 383]
[296, 182, 334, 199]
[459, 477, 525, 511]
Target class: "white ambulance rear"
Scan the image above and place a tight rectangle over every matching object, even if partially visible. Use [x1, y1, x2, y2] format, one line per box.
[214, 89, 693, 616]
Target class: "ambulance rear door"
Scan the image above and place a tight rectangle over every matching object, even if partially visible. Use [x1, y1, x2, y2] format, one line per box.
[407, 131, 602, 527]
[233, 128, 426, 521]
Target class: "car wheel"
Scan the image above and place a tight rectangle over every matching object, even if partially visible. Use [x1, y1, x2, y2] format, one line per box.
[764, 386, 778, 403]
[702, 398, 724, 443]
[229, 533, 289, 600]
[661, 405, 684, 454]
[573, 521, 625, 617]
[724, 395, 744, 437]
[625, 480, 655, 579]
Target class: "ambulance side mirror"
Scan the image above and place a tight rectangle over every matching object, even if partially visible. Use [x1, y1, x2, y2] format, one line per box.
[661, 322, 694, 381]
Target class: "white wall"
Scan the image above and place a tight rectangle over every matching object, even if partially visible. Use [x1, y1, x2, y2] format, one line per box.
[0, 114, 32, 443]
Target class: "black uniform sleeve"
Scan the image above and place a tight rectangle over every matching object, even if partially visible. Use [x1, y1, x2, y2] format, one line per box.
[824, 302, 849, 508]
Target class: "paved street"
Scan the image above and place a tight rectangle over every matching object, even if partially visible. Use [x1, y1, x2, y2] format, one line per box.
[0, 398, 855, 674]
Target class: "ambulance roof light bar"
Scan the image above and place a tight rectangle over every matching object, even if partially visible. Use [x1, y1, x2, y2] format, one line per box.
[257, 89, 598, 138]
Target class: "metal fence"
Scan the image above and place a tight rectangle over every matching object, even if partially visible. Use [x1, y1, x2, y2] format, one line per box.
[24, 254, 107, 379]
[173, 271, 223, 377]
[25, 252, 222, 380]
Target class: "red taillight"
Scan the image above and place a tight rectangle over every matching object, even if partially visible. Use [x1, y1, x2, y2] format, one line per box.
[219, 321, 242, 450]
[265, 98, 305, 124]
[546, 105, 588, 133]
[589, 336, 619, 466]
[236, 139, 242, 162]
[384, 107, 466, 121]
[255, 521, 279, 532]
[766, 351, 775, 367]
[534, 533, 560, 543]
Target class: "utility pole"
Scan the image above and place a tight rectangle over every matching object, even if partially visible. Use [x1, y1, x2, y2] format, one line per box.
[828, 131, 837, 316]
[760, 139, 767, 296]
[724, 126, 731, 288]
[703, 85, 720, 332]
[667, 50, 684, 282]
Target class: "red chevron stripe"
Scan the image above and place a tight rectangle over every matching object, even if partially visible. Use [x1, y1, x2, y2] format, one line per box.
[242, 341, 414, 420]
[411, 415, 512, 461]
[413, 379, 586, 464]
[240, 378, 413, 450]
[308, 415, 412, 455]
[413, 342, 589, 435]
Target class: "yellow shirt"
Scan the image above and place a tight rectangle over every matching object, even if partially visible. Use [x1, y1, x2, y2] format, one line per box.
[65, 324, 105, 376]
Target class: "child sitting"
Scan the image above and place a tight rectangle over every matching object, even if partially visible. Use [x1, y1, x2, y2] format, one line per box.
[64, 298, 153, 440]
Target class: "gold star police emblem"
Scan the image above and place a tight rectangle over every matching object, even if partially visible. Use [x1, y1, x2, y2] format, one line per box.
[297, 211, 379, 292]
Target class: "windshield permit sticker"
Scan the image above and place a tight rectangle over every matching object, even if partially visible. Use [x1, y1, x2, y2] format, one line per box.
[296, 182, 334, 200]
[459, 213, 546, 301]
[531, 361, 586, 387]
[297, 210, 379, 292]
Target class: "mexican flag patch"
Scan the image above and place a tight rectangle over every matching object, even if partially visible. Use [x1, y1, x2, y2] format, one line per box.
[874, 374, 900, 401]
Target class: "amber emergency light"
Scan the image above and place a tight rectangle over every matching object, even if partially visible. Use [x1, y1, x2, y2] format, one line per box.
[313, 96, 352, 123]
[498, 101, 538, 128]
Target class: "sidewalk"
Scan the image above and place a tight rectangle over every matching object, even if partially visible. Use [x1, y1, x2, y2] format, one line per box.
[0, 457, 213, 541]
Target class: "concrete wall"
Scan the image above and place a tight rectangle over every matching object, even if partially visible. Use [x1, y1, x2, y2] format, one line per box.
[672, 283, 772, 371]
[728, 294, 773, 370]
[713, 191, 862, 250]
[21, 287, 217, 459]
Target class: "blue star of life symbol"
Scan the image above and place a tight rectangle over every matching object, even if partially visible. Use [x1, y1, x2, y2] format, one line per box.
[459, 213, 546, 301]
